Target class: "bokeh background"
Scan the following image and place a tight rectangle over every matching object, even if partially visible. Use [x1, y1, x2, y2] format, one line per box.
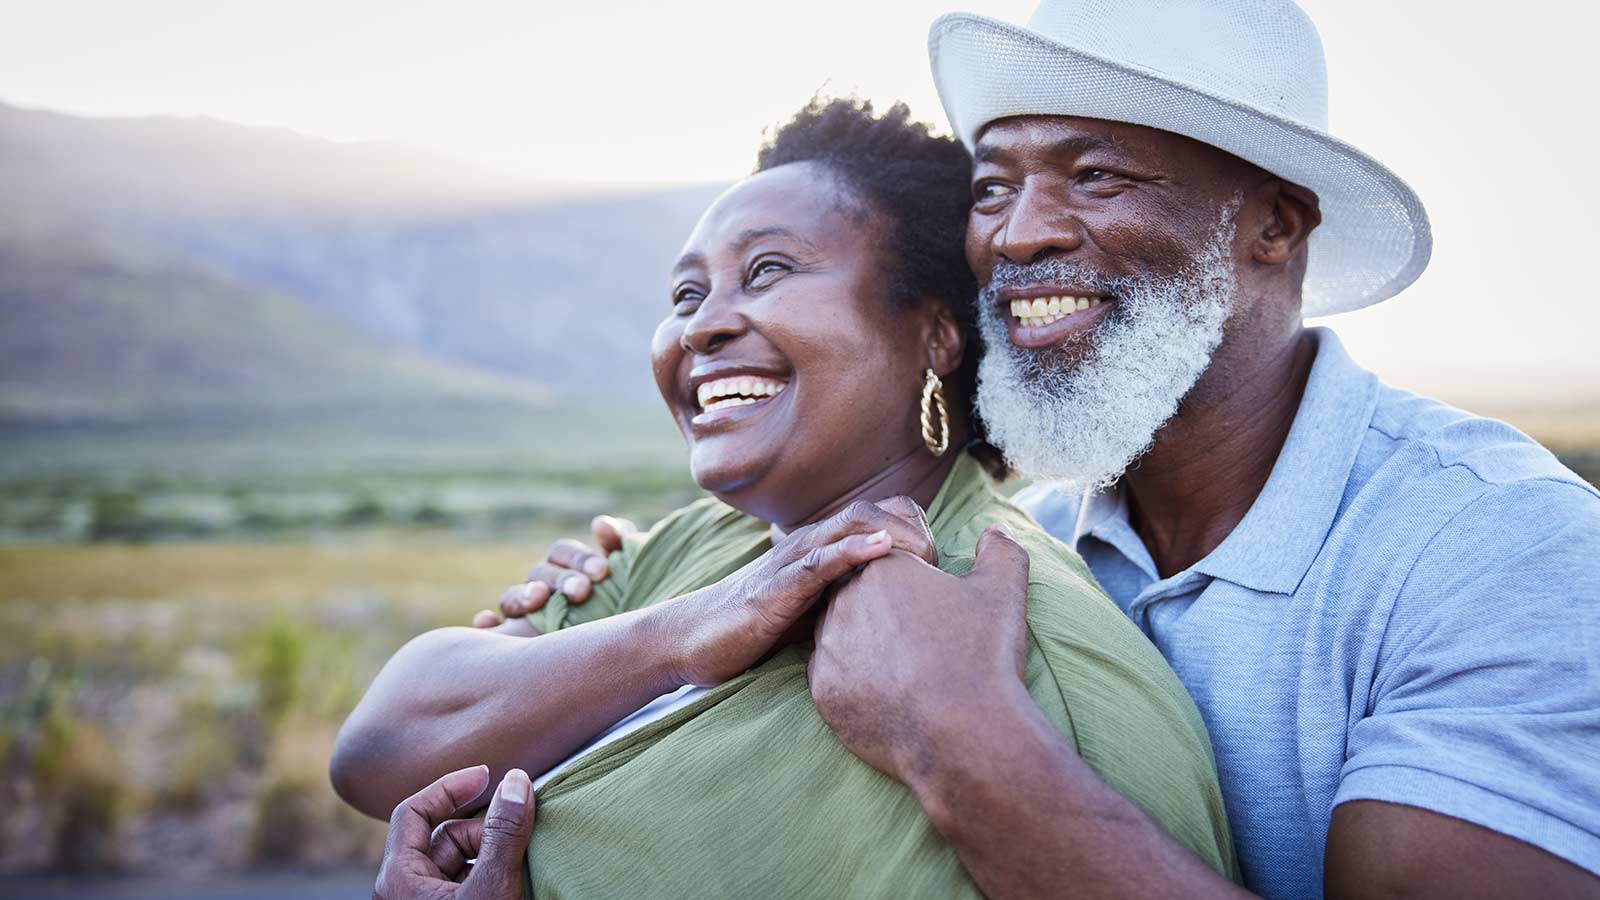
[2, 1, 1597, 896]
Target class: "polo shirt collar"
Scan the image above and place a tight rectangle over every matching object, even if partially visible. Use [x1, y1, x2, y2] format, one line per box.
[1079, 327, 1379, 595]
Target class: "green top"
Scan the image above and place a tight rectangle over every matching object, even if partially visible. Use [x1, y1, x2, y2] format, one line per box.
[526, 453, 1237, 898]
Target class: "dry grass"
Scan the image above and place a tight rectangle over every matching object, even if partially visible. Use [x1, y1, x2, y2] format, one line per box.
[0, 539, 558, 875]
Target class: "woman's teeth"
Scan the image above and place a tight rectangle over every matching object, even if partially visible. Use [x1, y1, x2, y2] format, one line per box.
[696, 376, 787, 412]
[1009, 295, 1104, 328]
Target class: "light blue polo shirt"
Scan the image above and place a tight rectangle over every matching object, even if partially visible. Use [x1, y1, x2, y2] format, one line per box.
[1016, 327, 1600, 899]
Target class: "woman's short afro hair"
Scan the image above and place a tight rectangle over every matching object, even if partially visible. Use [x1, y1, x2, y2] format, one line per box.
[755, 97, 1008, 479]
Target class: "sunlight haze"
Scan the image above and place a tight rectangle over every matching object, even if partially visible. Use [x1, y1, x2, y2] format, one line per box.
[4, 0, 1598, 399]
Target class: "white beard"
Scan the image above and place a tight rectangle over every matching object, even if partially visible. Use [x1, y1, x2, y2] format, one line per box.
[975, 213, 1239, 490]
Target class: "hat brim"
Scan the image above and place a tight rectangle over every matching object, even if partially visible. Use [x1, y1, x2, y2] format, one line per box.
[929, 12, 1431, 316]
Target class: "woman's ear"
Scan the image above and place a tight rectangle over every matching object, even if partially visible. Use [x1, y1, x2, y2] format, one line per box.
[924, 303, 965, 379]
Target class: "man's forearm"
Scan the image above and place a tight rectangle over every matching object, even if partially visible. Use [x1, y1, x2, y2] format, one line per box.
[331, 606, 681, 818]
[908, 684, 1253, 900]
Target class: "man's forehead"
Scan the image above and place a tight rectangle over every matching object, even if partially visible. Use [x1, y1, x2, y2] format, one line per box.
[975, 116, 1160, 160]
[972, 115, 1258, 186]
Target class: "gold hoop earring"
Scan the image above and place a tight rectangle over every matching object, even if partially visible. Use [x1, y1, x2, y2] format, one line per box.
[920, 368, 949, 457]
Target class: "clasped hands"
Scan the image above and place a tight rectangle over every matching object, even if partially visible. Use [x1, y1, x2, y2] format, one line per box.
[474, 497, 1033, 787]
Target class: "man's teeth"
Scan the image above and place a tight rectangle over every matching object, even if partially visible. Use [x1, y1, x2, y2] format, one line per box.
[696, 375, 788, 412]
[1008, 295, 1105, 328]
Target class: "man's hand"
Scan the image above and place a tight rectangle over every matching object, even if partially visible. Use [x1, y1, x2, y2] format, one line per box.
[472, 515, 638, 627]
[373, 765, 535, 900]
[808, 523, 1032, 784]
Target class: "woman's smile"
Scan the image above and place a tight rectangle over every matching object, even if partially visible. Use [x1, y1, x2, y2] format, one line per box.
[689, 369, 792, 430]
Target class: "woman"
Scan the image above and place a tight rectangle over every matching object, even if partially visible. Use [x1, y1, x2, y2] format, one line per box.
[332, 99, 1236, 896]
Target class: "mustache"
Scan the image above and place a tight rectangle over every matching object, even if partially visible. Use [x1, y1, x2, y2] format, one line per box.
[980, 259, 1130, 302]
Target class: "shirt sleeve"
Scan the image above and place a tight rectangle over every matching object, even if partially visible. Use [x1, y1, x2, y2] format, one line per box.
[1335, 478, 1600, 875]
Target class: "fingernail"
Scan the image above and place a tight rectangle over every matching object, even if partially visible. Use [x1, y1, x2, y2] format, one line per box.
[583, 558, 606, 578]
[994, 523, 1016, 540]
[501, 768, 530, 805]
[866, 529, 890, 545]
[561, 575, 585, 595]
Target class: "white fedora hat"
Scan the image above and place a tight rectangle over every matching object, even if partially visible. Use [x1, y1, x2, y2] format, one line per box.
[929, 0, 1431, 316]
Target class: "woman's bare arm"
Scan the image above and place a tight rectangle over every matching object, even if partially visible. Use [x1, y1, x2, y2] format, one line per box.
[330, 499, 937, 820]
[331, 607, 682, 819]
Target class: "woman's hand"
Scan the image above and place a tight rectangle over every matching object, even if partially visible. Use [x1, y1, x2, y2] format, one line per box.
[660, 497, 939, 687]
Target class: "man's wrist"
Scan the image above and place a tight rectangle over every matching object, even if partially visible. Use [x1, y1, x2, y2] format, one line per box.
[902, 677, 1049, 835]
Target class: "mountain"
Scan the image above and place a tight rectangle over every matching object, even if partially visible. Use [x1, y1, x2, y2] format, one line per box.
[0, 100, 727, 425]
[0, 233, 544, 424]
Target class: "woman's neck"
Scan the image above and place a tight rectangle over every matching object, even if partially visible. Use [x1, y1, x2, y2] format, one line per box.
[769, 443, 961, 539]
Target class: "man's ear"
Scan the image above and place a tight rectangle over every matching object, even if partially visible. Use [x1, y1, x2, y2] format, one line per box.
[1251, 179, 1322, 267]
[924, 303, 966, 379]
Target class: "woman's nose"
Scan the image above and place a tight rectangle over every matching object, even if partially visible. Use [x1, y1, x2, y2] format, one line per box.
[993, 189, 1087, 266]
[681, 291, 747, 354]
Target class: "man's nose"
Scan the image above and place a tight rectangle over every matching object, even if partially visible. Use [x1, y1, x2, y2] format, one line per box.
[993, 189, 1087, 266]
[681, 290, 746, 354]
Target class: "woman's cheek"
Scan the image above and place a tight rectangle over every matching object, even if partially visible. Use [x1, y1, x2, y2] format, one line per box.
[650, 318, 685, 404]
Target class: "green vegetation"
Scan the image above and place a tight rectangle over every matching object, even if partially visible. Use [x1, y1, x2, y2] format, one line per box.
[0, 412, 696, 874]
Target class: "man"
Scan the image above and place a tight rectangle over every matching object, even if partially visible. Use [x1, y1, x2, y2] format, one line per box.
[483, 1, 1600, 897]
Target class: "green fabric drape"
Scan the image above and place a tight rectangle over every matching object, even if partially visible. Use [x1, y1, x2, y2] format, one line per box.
[525, 453, 1237, 897]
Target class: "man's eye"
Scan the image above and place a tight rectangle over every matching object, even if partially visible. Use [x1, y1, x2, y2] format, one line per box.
[974, 181, 1014, 202]
[1083, 169, 1117, 182]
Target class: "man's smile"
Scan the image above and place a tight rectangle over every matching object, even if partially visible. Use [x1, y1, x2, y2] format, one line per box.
[996, 287, 1116, 349]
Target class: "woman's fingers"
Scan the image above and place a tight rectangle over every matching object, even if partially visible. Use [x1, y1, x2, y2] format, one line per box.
[874, 496, 939, 565]
[471, 609, 502, 629]
[772, 529, 894, 600]
[798, 500, 938, 566]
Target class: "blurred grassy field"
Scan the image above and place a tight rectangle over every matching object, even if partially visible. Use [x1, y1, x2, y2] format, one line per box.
[0, 406, 697, 877]
[0, 402, 1594, 879]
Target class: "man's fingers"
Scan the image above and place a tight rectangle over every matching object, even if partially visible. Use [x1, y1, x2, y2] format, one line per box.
[548, 538, 608, 582]
[465, 768, 536, 899]
[498, 580, 550, 618]
[428, 817, 483, 881]
[471, 609, 502, 629]
[967, 522, 1031, 592]
[591, 515, 637, 555]
[385, 765, 491, 859]
[519, 560, 592, 605]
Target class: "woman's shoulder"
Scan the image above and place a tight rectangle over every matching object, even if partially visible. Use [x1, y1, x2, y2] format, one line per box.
[635, 495, 767, 554]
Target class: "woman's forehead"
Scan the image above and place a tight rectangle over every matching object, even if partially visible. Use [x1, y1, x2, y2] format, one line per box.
[676, 162, 864, 268]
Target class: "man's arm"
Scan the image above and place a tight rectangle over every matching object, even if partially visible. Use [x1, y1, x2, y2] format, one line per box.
[810, 525, 1600, 900]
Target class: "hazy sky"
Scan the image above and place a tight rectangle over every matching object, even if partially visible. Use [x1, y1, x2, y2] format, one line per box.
[4, 0, 1599, 399]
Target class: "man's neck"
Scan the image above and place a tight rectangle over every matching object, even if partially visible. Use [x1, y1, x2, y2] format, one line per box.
[1123, 326, 1316, 579]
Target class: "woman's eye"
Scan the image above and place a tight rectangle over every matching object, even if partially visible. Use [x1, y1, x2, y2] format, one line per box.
[672, 286, 703, 309]
[749, 259, 788, 282]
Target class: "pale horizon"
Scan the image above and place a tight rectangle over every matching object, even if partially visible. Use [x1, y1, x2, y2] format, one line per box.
[5, 0, 1599, 402]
